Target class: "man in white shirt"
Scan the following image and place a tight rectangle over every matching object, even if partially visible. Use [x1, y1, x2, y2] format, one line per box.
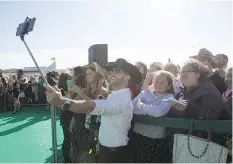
[44, 58, 142, 163]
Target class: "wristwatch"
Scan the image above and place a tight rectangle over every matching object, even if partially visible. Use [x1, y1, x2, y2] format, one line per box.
[62, 98, 71, 111]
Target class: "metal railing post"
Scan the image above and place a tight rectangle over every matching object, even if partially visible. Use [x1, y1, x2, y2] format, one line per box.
[51, 105, 58, 163]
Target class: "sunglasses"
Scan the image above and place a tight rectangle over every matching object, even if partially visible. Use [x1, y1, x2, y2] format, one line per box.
[108, 68, 126, 74]
[181, 70, 196, 73]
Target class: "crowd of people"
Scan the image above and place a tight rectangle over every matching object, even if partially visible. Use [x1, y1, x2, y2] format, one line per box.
[44, 48, 232, 163]
[0, 70, 47, 114]
[0, 47, 232, 163]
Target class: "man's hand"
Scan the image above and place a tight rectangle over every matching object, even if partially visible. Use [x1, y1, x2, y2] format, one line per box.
[69, 84, 82, 94]
[44, 84, 64, 107]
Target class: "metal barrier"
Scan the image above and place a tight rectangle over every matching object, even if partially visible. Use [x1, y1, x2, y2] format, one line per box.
[53, 113, 232, 163]
[51, 106, 58, 163]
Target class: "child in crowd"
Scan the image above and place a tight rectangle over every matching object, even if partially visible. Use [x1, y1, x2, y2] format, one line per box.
[130, 70, 175, 163]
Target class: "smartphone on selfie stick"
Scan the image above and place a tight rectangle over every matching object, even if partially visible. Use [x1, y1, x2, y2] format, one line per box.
[16, 17, 58, 163]
[16, 17, 48, 85]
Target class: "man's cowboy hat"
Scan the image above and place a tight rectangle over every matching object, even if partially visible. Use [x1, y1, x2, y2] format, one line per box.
[190, 48, 219, 67]
[104, 58, 143, 86]
[84, 62, 107, 77]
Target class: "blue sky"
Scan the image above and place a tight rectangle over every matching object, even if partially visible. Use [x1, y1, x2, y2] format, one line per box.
[0, 0, 232, 69]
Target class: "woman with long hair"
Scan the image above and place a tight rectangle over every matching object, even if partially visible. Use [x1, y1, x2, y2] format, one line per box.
[57, 72, 73, 163]
[68, 66, 86, 99]
[68, 66, 89, 163]
[69, 62, 108, 163]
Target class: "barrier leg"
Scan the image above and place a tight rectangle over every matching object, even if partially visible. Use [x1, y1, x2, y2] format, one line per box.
[51, 105, 58, 163]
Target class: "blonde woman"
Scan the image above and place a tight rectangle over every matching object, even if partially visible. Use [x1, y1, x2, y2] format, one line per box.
[69, 62, 108, 101]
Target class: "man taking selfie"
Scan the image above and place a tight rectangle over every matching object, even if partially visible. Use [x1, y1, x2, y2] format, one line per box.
[44, 59, 142, 163]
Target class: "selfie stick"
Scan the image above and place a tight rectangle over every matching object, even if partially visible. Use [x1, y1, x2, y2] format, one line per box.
[19, 18, 58, 163]
[20, 37, 48, 84]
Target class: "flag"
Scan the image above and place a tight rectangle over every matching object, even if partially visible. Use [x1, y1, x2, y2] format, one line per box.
[47, 61, 56, 72]
[50, 57, 56, 61]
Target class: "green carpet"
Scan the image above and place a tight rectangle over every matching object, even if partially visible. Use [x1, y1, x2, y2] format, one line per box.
[0, 106, 63, 163]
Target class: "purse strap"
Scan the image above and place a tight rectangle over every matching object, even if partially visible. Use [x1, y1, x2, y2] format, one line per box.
[187, 108, 211, 158]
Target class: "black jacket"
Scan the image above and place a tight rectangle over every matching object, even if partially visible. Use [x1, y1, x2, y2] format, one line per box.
[221, 93, 232, 120]
[168, 81, 223, 119]
[209, 71, 227, 95]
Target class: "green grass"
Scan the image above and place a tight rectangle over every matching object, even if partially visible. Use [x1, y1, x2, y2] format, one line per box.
[0, 106, 63, 163]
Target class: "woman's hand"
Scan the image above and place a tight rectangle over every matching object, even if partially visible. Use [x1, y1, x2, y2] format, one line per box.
[222, 94, 229, 103]
[172, 103, 187, 111]
[138, 98, 143, 104]
[136, 98, 144, 110]
[145, 72, 154, 83]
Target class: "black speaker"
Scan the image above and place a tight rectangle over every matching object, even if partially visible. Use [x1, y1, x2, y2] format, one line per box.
[88, 44, 108, 66]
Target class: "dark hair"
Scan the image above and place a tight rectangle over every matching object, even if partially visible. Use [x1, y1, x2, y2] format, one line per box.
[12, 75, 16, 79]
[136, 61, 148, 80]
[184, 59, 210, 82]
[1, 77, 7, 86]
[46, 71, 59, 86]
[18, 69, 25, 79]
[69, 66, 86, 99]
[73, 66, 86, 88]
[74, 66, 85, 75]
[218, 54, 228, 63]
[58, 73, 69, 96]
